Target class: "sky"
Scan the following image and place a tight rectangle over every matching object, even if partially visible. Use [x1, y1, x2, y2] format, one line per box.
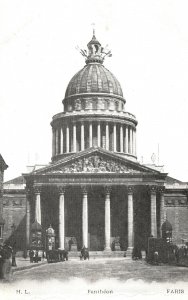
[0, 0, 188, 182]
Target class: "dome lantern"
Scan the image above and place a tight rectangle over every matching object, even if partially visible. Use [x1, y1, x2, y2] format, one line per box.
[78, 30, 112, 65]
[86, 30, 109, 64]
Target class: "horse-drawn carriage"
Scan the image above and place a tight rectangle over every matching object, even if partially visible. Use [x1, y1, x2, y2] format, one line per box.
[46, 249, 68, 263]
[29, 249, 43, 263]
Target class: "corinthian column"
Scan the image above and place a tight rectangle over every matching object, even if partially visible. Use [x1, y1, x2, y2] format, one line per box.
[125, 126, 128, 153]
[66, 125, 69, 153]
[82, 186, 88, 248]
[73, 123, 77, 152]
[52, 129, 55, 157]
[34, 187, 42, 225]
[81, 122, 85, 151]
[60, 127, 64, 154]
[97, 122, 101, 147]
[150, 186, 157, 237]
[133, 129, 136, 156]
[104, 187, 111, 251]
[55, 129, 59, 155]
[159, 187, 165, 236]
[89, 123, 93, 148]
[127, 186, 134, 254]
[113, 124, 117, 152]
[25, 187, 31, 250]
[129, 128, 133, 154]
[58, 186, 65, 250]
[106, 123, 109, 150]
[120, 125, 123, 152]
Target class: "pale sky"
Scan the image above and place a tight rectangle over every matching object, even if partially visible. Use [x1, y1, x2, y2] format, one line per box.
[0, 0, 188, 182]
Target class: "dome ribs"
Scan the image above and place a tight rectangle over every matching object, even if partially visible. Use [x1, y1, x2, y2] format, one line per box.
[91, 65, 98, 92]
[65, 69, 80, 97]
[96, 65, 103, 92]
[101, 65, 111, 94]
[86, 64, 93, 92]
[79, 65, 91, 94]
[100, 66, 109, 93]
[109, 71, 120, 95]
[64, 63, 123, 98]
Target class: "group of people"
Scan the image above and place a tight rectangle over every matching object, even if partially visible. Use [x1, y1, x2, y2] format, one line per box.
[29, 249, 42, 263]
[0, 244, 17, 266]
[173, 244, 188, 265]
[80, 246, 89, 260]
[146, 244, 188, 266]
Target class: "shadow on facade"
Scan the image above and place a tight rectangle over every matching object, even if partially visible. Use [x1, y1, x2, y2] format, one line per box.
[5, 215, 26, 252]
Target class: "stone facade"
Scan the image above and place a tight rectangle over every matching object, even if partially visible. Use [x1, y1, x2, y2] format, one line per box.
[2, 33, 188, 255]
[0, 154, 8, 244]
[3, 176, 26, 250]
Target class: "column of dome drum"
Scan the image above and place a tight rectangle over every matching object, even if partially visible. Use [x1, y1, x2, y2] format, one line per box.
[52, 121, 136, 157]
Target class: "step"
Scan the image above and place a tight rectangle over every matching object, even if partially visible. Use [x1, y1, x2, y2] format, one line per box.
[68, 251, 127, 258]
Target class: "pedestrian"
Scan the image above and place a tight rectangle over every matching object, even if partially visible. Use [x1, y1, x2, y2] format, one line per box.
[29, 249, 34, 263]
[154, 251, 159, 265]
[11, 242, 17, 267]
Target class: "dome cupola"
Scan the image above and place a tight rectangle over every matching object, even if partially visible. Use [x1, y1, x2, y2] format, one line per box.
[51, 32, 137, 162]
[63, 31, 124, 113]
[86, 29, 106, 64]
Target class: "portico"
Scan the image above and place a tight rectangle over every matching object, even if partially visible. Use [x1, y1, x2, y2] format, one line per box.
[24, 148, 167, 254]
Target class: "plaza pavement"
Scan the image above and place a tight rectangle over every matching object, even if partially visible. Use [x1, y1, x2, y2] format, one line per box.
[12, 257, 188, 283]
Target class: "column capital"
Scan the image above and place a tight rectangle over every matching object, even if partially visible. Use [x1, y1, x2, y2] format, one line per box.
[25, 185, 32, 197]
[104, 186, 111, 195]
[81, 185, 88, 195]
[127, 186, 134, 195]
[33, 186, 42, 195]
[148, 185, 157, 194]
[58, 186, 66, 195]
[158, 186, 165, 194]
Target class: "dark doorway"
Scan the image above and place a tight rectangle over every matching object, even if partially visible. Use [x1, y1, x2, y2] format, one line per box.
[88, 187, 105, 250]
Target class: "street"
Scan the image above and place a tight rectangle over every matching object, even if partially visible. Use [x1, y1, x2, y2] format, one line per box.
[13, 258, 188, 283]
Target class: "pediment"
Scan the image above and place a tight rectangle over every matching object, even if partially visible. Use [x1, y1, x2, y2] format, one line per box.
[33, 148, 161, 176]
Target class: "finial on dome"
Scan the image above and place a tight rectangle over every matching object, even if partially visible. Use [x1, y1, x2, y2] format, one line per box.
[76, 30, 112, 64]
[91, 22, 96, 38]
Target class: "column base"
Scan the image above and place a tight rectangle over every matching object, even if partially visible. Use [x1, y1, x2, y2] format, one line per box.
[103, 247, 112, 252]
[70, 244, 78, 252]
[126, 247, 133, 257]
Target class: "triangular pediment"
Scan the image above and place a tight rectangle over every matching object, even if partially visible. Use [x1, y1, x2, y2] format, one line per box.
[32, 148, 162, 176]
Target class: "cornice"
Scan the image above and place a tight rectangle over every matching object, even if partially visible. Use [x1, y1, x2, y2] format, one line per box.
[63, 92, 125, 102]
[51, 112, 137, 127]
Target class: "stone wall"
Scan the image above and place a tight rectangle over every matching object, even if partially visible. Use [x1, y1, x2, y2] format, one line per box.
[165, 193, 188, 245]
[3, 193, 26, 250]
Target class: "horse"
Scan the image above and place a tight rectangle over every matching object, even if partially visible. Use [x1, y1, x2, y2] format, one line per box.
[58, 249, 68, 261]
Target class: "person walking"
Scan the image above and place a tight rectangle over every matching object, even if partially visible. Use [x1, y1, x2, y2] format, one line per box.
[11, 242, 17, 267]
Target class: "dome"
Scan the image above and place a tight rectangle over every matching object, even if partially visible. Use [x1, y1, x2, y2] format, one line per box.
[65, 63, 123, 98]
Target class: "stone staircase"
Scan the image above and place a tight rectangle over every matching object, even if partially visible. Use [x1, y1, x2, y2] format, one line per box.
[68, 251, 127, 258]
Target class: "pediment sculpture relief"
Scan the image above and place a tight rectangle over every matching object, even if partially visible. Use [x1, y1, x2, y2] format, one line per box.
[45, 155, 140, 174]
